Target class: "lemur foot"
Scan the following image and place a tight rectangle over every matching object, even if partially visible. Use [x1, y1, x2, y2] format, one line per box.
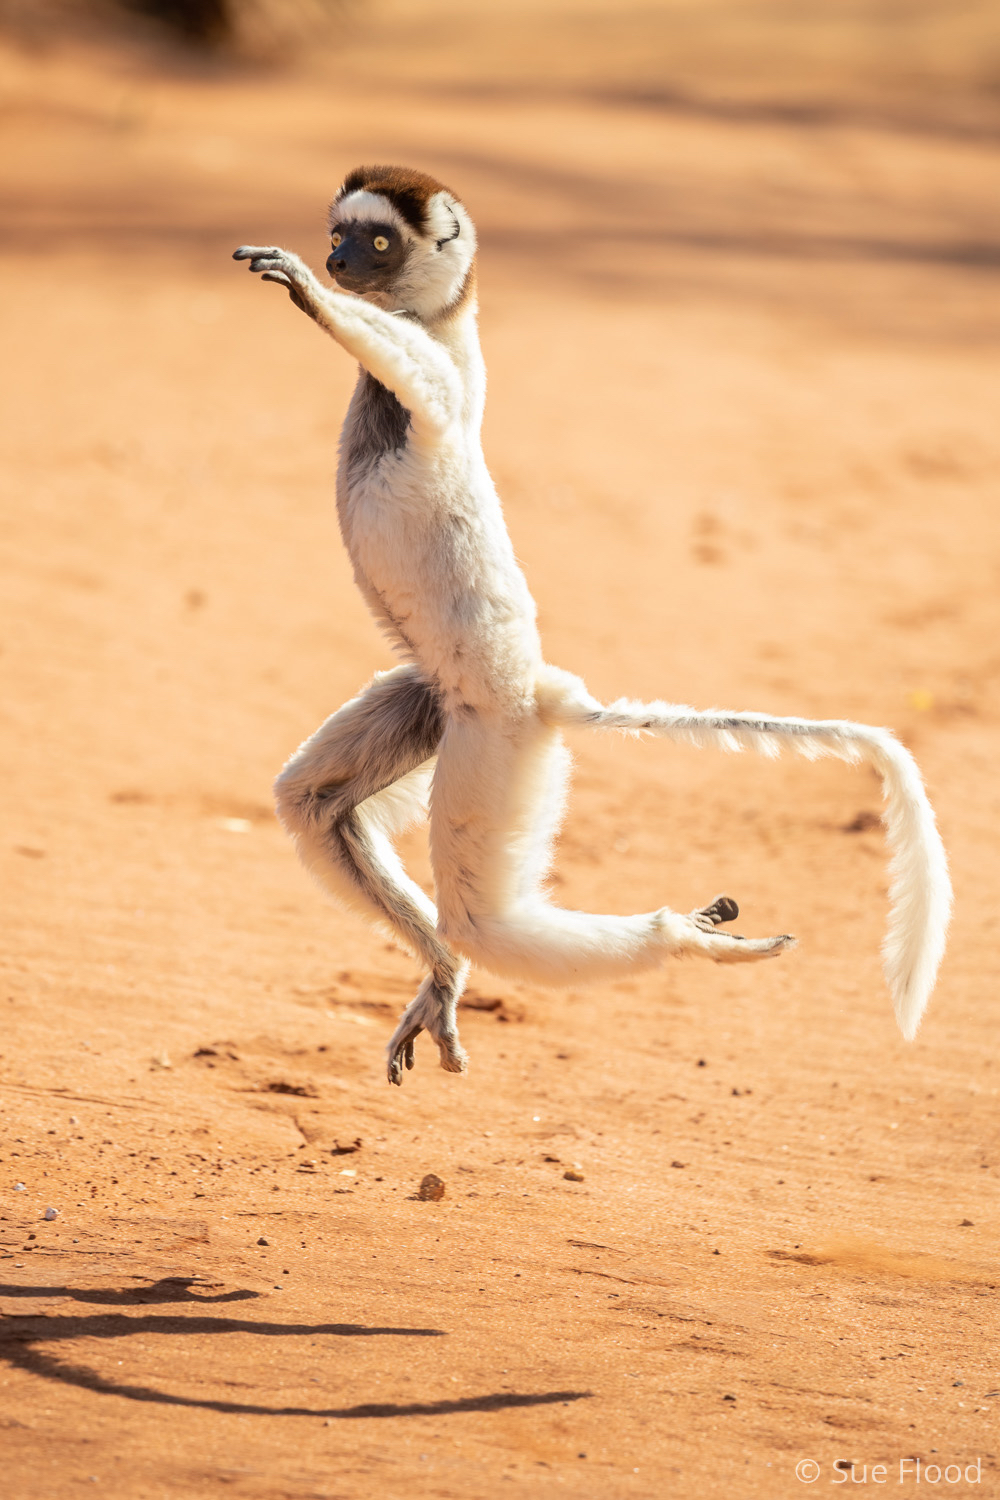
[687, 894, 796, 963]
[386, 1021, 419, 1087]
[385, 980, 468, 1087]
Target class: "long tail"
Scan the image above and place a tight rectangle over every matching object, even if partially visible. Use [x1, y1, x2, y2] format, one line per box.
[548, 689, 952, 1040]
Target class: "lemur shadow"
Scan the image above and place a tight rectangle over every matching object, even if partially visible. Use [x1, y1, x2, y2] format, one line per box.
[0, 1276, 259, 1306]
[0, 1279, 591, 1419]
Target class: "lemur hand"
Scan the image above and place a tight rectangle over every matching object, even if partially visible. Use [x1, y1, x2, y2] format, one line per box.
[233, 246, 311, 315]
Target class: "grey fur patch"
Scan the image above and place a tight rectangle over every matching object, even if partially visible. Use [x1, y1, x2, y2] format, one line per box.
[713, 715, 818, 736]
[276, 667, 451, 980]
[344, 373, 410, 482]
[312, 670, 443, 811]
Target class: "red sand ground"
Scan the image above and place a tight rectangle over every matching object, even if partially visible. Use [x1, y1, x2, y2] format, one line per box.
[1, 8, 999, 1496]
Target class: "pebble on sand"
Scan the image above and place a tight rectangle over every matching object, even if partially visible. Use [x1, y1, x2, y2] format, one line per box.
[563, 1168, 585, 1182]
[417, 1173, 446, 1201]
[43, 1206, 59, 1221]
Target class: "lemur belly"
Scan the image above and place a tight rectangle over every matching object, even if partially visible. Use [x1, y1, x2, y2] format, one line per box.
[340, 414, 541, 711]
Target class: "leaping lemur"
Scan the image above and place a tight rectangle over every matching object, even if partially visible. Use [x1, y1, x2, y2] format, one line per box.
[234, 164, 951, 1086]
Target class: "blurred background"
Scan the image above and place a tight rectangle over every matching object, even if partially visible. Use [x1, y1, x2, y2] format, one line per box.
[4, 0, 1000, 334]
[4, 0, 1000, 120]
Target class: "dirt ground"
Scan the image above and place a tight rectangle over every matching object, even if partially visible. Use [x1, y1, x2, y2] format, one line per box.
[1, 5, 999, 1496]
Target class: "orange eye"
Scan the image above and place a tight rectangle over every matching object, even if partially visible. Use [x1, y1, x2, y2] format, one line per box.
[373, 235, 389, 252]
[330, 232, 342, 248]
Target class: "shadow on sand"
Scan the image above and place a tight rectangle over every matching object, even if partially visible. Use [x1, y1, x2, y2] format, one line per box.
[0, 1278, 591, 1419]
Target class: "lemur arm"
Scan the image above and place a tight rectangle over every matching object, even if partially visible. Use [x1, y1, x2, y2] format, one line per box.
[233, 246, 462, 436]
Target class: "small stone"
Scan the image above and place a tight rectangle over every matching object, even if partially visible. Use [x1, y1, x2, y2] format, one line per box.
[68, 1116, 79, 1126]
[331, 1137, 362, 1156]
[257, 1237, 269, 1246]
[959, 1219, 974, 1227]
[671, 1160, 685, 1169]
[13, 1182, 25, 1191]
[43, 1206, 58, 1221]
[417, 1173, 445, 1201]
[563, 1169, 584, 1183]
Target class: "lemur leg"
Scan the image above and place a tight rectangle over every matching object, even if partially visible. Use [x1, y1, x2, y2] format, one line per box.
[273, 665, 469, 1085]
[429, 710, 794, 986]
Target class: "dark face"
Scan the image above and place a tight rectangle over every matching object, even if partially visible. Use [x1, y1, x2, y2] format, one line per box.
[326, 220, 409, 294]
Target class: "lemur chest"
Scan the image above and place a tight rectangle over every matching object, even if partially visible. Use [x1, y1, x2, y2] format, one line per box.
[339, 378, 479, 580]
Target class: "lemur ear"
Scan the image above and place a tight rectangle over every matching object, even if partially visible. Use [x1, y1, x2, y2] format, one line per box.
[435, 207, 460, 252]
[424, 191, 476, 256]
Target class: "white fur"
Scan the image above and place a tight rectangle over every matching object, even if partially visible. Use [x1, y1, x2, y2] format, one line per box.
[536, 669, 951, 1040]
[331, 189, 410, 229]
[236, 188, 951, 1084]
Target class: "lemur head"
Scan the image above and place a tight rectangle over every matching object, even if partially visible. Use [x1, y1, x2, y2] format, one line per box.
[326, 165, 476, 321]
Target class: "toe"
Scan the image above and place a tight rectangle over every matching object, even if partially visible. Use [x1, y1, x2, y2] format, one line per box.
[710, 931, 797, 963]
[436, 1034, 468, 1074]
[696, 894, 740, 927]
[710, 895, 740, 924]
